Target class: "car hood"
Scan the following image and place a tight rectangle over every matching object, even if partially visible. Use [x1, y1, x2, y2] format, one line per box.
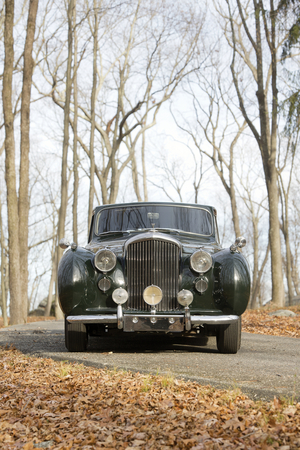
[85, 231, 222, 256]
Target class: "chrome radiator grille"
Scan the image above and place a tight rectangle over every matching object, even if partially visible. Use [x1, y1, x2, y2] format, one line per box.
[126, 238, 180, 311]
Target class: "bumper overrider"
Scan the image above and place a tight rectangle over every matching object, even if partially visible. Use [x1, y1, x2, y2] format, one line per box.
[67, 307, 239, 333]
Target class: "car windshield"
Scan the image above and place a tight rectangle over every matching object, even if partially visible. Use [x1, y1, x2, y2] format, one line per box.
[95, 205, 212, 236]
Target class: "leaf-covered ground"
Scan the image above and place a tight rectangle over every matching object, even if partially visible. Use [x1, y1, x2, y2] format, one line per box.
[0, 308, 299, 448]
[0, 346, 300, 450]
[242, 307, 300, 338]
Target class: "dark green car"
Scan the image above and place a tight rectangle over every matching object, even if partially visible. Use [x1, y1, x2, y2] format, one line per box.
[58, 202, 250, 353]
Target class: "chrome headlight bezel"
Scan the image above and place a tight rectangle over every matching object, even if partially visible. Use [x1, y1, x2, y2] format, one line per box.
[94, 249, 117, 273]
[190, 249, 212, 274]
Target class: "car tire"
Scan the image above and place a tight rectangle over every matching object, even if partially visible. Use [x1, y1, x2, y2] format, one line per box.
[216, 316, 241, 354]
[65, 317, 88, 352]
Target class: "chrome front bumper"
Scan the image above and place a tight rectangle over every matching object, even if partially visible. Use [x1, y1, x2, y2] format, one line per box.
[67, 309, 239, 332]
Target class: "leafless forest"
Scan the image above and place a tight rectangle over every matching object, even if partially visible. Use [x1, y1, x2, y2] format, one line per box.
[0, 0, 299, 324]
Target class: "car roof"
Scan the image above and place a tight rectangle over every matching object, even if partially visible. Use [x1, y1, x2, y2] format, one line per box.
[93, 202, 216, 215]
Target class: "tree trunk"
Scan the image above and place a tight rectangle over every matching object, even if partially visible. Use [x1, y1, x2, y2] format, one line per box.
[54, 262, 61, 319]
[229, 180, 241, 238]
[279, 180, 294, 305]
[88, 1, 97, 227]
[131, 147, 142, 201]
[141, 132, 148, 201]
[56, 0, 74, 319]
[291, 253, 300, 296]
[284, 232, 293, 305]
[249, 217, 259, 309]
[45, 247, 57, 317]
[229, 0, 285, 306]
[255, 0, 284, 306]
[72, 1, 78, 243]
[19, 0, 39, 320]
[0, 200, 8, 327]
[265, 172, 285, 306]
[3, 0, 24, 325]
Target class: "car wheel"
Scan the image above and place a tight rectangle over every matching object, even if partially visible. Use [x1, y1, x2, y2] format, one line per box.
[65, 317, 88, 352]
[216, 316, 241, 354]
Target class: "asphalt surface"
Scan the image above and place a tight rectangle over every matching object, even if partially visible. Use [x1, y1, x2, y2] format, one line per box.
[0, 320, 299, 402]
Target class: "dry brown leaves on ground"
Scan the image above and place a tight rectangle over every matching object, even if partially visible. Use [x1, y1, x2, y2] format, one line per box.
[0, 347, 299, 449]
[0, 317, 55, 329]
[242, 307, 300, 338]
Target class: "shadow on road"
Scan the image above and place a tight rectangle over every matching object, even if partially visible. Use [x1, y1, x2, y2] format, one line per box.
[87, 333, 219, 354]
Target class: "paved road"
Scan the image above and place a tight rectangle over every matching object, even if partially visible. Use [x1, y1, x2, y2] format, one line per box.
[0, 320, 299, 402]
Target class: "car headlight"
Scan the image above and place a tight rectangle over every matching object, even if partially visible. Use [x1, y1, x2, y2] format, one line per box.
[94, 249, 117, 272]
[190, 250, 212, 273]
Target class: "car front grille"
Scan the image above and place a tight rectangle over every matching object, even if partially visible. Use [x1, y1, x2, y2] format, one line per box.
[126, 237, 180, 311]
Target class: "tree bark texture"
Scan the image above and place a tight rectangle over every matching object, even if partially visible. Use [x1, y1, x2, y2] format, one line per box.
[19, 0, 39, 318]
[3, 0, 24, 324]
[0, 200, 8, 326]
[56, 0, 74, 319]
[141, 132, 148, 201]
[229, 0, 285, 306]
[57, 0, 74, 251]
[45, 245, 57, 317]
[88, 0, 98, 228]
[72, 1, 78, 244]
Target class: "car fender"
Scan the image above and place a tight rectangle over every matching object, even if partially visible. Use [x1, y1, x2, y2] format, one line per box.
[213, 248, 250, 315]
[58, 247, 94, 315]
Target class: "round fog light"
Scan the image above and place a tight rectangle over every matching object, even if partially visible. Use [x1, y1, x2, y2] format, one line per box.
[177, 289, 193, 307]
[195, 277, 208, 293]
[143, 285, 163, 306]
[112, 288, 128, 305]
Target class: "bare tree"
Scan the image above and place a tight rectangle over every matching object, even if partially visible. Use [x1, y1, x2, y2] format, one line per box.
[56, 0, 75, 319]
[19, 0, 39, 318]
[88, 0, 98, 227]
[72, 1, 79, 243]
[172, 73, 246, 237]
[289, 180, 300, 296]
[236, 153, 270, 308]
[3, 0, 23, 324]
[0, 195, 8, 326]
[215, 0, 287, 306]
[2, 0, 39, 324]
[278, 129, 299, 303]
[43, 0, 204, 208]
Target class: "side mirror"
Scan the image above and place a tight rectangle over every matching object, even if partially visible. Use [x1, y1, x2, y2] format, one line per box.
[59, 238, 70, 249]
[230, 236, 246, 252]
